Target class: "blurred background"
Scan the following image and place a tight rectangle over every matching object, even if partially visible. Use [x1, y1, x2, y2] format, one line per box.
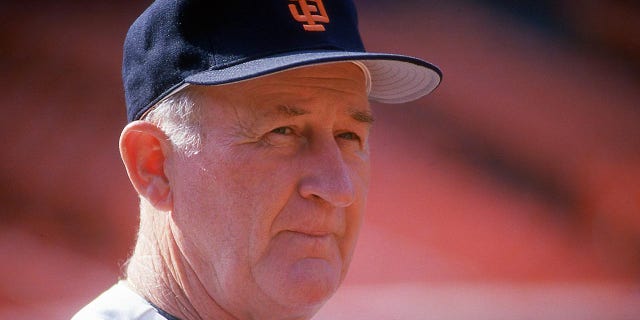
[1, 0, 639, 319]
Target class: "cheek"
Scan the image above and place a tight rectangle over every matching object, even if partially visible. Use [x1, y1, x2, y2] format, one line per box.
[340, 197, 367, 270]
[340, 159, 370, 266]
[172, 152, 297, 262]
[169, 157, 292, 306]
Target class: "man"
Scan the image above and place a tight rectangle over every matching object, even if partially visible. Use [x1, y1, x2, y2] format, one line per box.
[73, 0, 441, 319]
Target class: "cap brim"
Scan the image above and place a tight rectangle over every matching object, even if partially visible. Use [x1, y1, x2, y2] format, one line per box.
[185, 50, 442, 104]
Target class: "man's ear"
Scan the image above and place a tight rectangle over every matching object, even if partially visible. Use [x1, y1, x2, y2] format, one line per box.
[119, 121, 173, 211]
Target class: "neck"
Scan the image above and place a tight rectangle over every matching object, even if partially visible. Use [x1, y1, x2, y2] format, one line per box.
[125, 214, 234, 320]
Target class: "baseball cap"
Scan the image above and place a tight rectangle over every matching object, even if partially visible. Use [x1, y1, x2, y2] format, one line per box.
[123, 0, 442, 122]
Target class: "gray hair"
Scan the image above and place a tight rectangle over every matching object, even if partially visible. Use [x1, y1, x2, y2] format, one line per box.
[143, 87, 203, 157]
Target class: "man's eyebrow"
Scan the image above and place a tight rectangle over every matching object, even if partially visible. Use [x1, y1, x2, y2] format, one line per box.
[350, 109, 375, 124]
[271, 105, 309, 117]
[264, 105, 373, 124]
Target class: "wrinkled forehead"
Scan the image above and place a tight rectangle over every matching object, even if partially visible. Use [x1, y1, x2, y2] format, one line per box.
[190, 62, 372, 123]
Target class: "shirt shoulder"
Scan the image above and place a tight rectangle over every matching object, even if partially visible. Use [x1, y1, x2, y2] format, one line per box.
[71, 281, 167, 320]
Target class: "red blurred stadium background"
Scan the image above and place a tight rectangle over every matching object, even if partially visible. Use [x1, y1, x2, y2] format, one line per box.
[1, 0, 639, 318]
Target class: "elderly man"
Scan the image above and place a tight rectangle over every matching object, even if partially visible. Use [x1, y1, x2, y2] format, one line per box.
[73, 0, 440, 319]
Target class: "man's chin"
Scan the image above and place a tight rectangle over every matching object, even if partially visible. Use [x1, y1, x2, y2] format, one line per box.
[256, 257, 343, 311]
[289, 258, 342, 304]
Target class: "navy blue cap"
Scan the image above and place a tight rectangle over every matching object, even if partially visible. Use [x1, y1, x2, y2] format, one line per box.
[123, 0, 442, 122]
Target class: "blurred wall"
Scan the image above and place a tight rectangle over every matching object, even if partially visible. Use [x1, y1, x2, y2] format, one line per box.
[1, 0, 639, 319]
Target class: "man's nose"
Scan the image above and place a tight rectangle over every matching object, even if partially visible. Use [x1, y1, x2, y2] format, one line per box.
[298, 139, 355, 208]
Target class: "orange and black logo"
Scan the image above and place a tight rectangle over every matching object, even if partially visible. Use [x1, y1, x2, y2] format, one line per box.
[288, 0, 330, 32]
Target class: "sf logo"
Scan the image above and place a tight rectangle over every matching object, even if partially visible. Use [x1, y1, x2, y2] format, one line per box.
[289, 0, 330, 32]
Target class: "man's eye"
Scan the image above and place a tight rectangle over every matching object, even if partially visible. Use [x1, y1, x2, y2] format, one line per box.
[271, 127, 293, 135]
[337, 132, 360, 141]
[262, 126, 299, 148]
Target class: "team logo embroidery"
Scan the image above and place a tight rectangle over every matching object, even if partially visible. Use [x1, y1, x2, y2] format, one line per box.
[288, 0, 330, 32]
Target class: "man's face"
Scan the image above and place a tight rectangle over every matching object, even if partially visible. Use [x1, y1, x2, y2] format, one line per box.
[167, 62, 371, 318]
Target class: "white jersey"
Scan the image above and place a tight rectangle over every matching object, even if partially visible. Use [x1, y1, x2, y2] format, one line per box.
[72, 281, 169, 320]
